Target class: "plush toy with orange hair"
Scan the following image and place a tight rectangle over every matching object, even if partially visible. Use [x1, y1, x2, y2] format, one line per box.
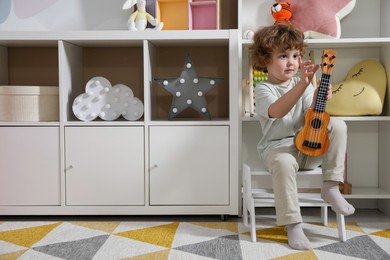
[271, 1, 292, 24]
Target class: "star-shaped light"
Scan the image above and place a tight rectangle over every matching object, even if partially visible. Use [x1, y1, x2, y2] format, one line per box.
[290, 0, 356, 38]
[155, 54, 223, 120]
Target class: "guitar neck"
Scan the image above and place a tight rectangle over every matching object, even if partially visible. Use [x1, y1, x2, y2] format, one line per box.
[314, 73, 331, 112]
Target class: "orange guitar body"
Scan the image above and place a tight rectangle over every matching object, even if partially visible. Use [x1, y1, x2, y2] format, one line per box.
[295, 108, 330, 156]
[295, 49, 336, 156]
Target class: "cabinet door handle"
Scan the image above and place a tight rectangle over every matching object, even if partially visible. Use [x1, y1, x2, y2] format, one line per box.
[150, 164, 158, 170]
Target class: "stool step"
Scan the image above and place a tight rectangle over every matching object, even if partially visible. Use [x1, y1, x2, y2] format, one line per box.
[243, 163, 346, 242]
[250, 167, 322, 176]
[251, 189, 330, 206]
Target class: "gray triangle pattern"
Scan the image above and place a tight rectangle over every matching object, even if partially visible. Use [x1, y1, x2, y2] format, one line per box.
[174, 234, 242, 260]
[32, 234, 110, 259]
[316, 235, 390, 260]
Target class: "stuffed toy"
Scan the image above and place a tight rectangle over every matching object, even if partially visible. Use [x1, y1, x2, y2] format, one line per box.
[326, 60, 387, 116]
[123, 0, 163, 31]
[288, 0, 356, 38]
[245, 1, 292, 40]
[271, 1, 292, 24]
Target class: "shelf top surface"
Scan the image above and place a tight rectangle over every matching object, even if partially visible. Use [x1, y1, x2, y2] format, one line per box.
[243, 115, 390, 122]
[242, 37, 390, 48]
[0, 30, 235, 47]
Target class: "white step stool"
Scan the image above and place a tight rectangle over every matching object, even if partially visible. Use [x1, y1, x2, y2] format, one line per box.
[242, 163, 346, 243]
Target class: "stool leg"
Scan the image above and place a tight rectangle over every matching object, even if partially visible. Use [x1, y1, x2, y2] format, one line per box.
[242, 164, 249, 227]
[337, 213, 346, 242]
[243, 164, 256, 241]
[249, 200, 256, 242]
[243, 196, 249, 227]
[321, 206, 328, 226]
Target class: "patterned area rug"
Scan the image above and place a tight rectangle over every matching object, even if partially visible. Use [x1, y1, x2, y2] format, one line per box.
[0, 213, 389, 260]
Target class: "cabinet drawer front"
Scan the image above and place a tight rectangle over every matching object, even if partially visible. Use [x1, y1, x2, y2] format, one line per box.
[0, 127, 60, 205]
[149, 125, 229, 205]
[65, 127, 144, 206]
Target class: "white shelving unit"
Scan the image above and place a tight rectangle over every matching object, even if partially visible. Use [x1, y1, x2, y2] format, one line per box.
[240, 0, 390, 215]
[1, 0, 390, 217]
[0, 30, 240, 216]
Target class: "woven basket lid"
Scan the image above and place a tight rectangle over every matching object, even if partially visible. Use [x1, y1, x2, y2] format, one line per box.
[0, 86, 58, 95]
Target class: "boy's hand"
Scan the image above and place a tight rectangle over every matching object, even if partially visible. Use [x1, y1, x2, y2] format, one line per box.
[326, 84, 332, 101]
[299, 59, 320, 87]
[311, 82, 333, 109]
[315, 80, 333, 100]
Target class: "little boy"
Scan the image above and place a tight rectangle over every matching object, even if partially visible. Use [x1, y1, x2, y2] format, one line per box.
[249, 23, 355, 250]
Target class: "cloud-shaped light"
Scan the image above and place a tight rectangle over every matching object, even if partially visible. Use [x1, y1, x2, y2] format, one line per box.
[72, 76, 143, 121]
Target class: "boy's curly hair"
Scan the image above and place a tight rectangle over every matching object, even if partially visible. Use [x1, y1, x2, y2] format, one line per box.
[249, 23, 306, 72]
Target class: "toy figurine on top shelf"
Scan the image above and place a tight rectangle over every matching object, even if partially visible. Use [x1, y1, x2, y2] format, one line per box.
[123, 0, 164, 31]
[271, 1, 292, 24]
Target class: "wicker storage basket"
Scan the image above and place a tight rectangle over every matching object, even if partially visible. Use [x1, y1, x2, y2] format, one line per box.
[0, 86, 59, 121]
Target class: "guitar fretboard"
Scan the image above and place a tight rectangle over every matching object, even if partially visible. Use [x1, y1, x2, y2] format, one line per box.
[314, 74, 331, 112]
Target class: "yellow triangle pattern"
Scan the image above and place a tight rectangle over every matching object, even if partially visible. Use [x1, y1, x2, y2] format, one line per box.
[273, 250, 318, 260]
[71, 221, 120, 234]
[115, 222, 179, 248]
[190, 222, 239, 233]
[124, 249, 170, 260]
[243, 226, 288, 244]
[0, 222, 62, 248]
[371, 229, 390, 238]
[255, 226, 288, 244]
[0, 249, 28, 260]
[310, 221, 364, 233]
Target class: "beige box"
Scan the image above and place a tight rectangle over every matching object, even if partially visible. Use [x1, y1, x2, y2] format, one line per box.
[0, 86, 59, 122]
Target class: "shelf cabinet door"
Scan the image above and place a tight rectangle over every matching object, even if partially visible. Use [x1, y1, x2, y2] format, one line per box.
[0, 127, 60, 205]
[149, 125, 229, 205]
[65, 127, 144, 206]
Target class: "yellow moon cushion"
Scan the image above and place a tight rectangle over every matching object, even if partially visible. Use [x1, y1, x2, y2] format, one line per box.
[326, 60, 387, 116]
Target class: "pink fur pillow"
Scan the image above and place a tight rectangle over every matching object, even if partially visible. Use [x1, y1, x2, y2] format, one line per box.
[289, 0, 356, 38]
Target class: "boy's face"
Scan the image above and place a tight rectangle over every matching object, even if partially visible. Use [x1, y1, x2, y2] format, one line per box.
[266, 49, 301, 85]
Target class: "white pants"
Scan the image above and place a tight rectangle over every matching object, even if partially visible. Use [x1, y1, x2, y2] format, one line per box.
[264, 117, 347, 225]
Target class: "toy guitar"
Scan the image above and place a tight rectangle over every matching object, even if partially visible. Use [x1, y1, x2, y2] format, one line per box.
[295, 49, 336, 156]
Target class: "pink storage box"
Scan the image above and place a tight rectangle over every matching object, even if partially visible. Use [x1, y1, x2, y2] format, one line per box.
[189, 0, 219, 30]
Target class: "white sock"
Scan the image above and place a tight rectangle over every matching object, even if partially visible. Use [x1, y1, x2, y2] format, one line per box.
[285, 223, 312, 250]
[321, 181, 355, 216]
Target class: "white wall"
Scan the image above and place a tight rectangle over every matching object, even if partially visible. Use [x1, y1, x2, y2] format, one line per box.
[0, 0, 129, 30]
[381, 0, 390, 37]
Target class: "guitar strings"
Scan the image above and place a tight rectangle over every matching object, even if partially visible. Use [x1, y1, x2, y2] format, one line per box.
[310, 75, 329, 150]
[310, 74, 327, 147]
[306, 74, 330, 151]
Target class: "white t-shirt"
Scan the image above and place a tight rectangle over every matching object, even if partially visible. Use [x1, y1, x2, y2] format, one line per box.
[254, 77, 314, 160]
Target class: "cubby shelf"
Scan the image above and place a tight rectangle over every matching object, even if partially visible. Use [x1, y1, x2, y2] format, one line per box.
[0, 29, 240, 215]
[0, 0, 390, 217]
